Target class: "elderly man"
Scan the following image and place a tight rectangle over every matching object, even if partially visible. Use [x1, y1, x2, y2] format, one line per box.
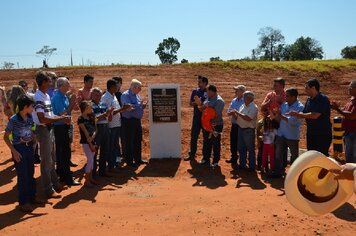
[51, 77, 79, 186]
[32, 71, 70, 198]
[261, 77, 286, 114]
[226, 85, 246, 165]
[288, 79, 332, 156]
[184, 75, 208, 161]
[331, 80, 356, 163]
[121, 79, 148, 167]
[196, 84, 224, 168]
[235, 91, 258, 171]
[91, 87, 112, 177]
[271, 88, 304, 177]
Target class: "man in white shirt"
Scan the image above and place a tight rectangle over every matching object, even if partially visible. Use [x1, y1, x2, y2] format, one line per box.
[234, 91, 258, 171]
[32, 71, 70, 199]
[101, 79, 131, 172]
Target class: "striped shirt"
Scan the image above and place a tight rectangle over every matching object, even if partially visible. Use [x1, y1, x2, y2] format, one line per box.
[92, 101, 109, 124]
[5, 113, 34, 145]
[32, 90, 54, 126]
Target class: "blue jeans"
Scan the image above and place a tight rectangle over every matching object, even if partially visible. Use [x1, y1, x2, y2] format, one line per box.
[109, 127, 121, 168]
[13, 144, 36, 205]
[238, 127, 256, 169]
[202, 125, 223, 163]
[344, 132, 356, 163]
[189, 115, 203, 158]
[94, 124, 110, 176]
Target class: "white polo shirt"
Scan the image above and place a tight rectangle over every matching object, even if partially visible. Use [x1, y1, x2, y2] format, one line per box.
[32, 90, 54, 126]
[101, 91, 121, 128]
[237, 102, 258, 129]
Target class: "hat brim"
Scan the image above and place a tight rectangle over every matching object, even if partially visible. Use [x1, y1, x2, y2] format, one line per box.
[285, 150, 354, 216]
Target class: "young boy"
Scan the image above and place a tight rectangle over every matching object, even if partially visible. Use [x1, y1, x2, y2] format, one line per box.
[4, 95, 40, 212]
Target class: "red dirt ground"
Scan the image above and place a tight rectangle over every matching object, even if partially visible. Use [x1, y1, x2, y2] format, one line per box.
[0, 65, 355, 235]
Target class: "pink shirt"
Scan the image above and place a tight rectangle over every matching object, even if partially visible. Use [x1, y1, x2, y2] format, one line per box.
[263, 90, 286, 112]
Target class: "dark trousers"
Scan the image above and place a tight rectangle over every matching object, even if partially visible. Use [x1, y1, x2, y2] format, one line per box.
[94, 124, 110, 176]
[122, 118, 142, 164]
[275, 135, 299, 174]
[54, 125, 73, 184]
[14, 144, 36, 205]
[68, 123, 74, 162]
[307, 132, 332, 156]
[230, 123, 239, 160]
[189, 115, 203, 158]
[202, 125, 223, 164]
[120, 127, 126, 161]
[344, 132, 356, 163]
[108, 126, 121, 168]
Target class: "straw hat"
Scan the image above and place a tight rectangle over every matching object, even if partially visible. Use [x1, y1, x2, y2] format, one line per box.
[285, 150, 354, 216]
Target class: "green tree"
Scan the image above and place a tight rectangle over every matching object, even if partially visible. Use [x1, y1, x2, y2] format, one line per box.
[256, 27, 285, 61]
[210, 56, 222, 62]
[2, 61, 15, 69]
[36, 45, 57, 66]
[341, 46, 356, 59]
[288, 37, 323, 60]
[155, 37, 180, 64]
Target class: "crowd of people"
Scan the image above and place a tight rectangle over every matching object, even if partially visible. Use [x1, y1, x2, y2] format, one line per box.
[1, 71, 355, 213]
[184, 76, 356, 175]
[2, 71, 147, 212]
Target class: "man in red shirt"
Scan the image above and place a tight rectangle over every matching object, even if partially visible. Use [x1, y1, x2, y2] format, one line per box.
[77, 74, 94, 103]
[332, 80, 356, 163]
[261, 77, 286, 114]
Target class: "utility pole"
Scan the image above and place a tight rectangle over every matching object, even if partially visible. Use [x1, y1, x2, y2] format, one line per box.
[70, 49, 73, 66]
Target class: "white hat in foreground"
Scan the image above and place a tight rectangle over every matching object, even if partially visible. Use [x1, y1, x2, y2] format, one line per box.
[285, 150, 354, 216]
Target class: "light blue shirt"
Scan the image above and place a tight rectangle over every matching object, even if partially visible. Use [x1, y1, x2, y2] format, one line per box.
[204, 95, 225, 126]
[227, 97, 244, 124]
[277, 100, 304, 140]
[51, 91, 69, 126]
[121, 89, 144, 119]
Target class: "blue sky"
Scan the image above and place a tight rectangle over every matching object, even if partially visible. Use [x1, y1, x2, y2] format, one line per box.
[0, 0, 355, 68]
